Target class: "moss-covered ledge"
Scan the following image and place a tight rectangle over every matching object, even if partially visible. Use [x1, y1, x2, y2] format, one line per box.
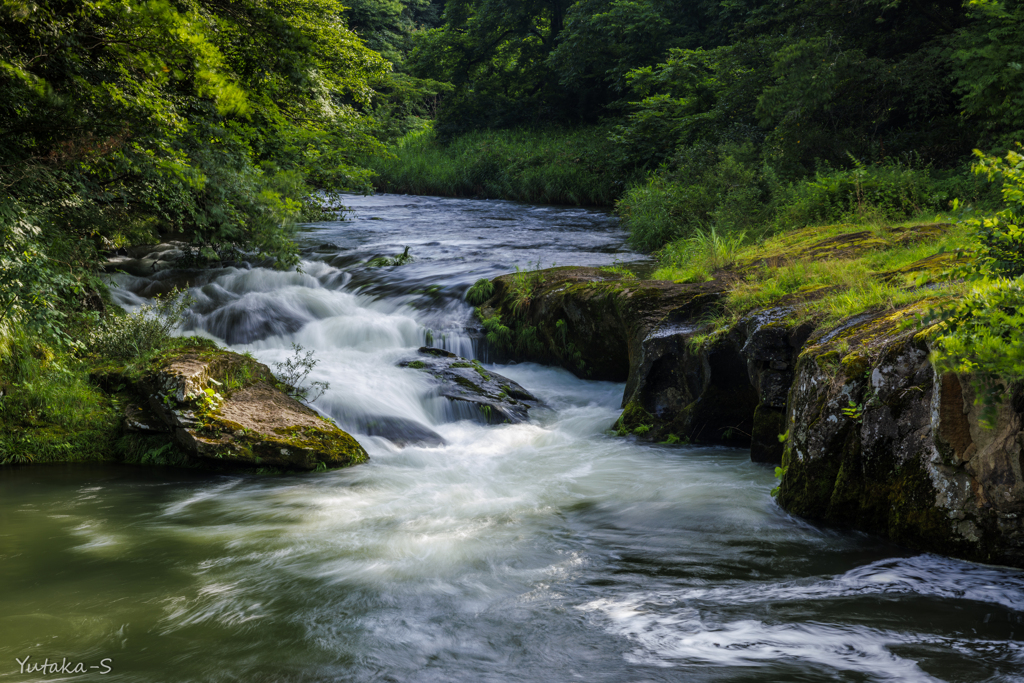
[475, 266, 723, 382]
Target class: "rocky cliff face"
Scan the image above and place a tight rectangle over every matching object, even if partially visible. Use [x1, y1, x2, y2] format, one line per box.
[476, 266, 1024, 567]
[779, 304, 1024, 566]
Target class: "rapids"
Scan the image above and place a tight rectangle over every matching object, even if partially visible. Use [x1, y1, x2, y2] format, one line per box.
[1, 194, 1023, 682]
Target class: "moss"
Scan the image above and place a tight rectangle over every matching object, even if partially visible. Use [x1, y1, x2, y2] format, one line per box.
[615, 401, 655, 434]
[471, 360, 491, 380]
[406, 360, 426, 369]
[270, 424, 368, 467]
[451, 374, 485, 394]
[840, 353, 870, 381]
[815, 350, 841, 371]
[750, 404, 787, 464]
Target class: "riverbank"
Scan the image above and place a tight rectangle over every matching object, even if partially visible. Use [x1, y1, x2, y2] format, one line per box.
[366, 125, 638, 206]
[472, 215, 1024, 567]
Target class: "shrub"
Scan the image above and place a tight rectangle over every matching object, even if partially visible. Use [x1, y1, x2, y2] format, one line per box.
[273, 343, 329, 403]
[956, 146, 1024, 279]
[774, 158, 939, 228]
[466, 278, 495, 305]
[932, 146, 1024, 422]
[617, 147, 771, 251]
[86, 289, 193, 360]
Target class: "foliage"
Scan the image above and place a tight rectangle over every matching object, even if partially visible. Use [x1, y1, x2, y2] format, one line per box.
[0, 0, 388, 266]
[480, 314, 544, 357]
[952, 0, 1024, 148]
[369, 125, 635, 204]
[616, 146, 772, 250]
[774, 159, 941, 229]
[0, 333, 119, 465]
[86, 289, 195, 361]
[771, 465, 788, 497]
[932, 147, 1024, 421]
[508, 267, 545, 318]
[273, 343, 330, 403]
[466, 279, 495, 306]
[932, 278, 1024, 422]
[954, 147, 1024, 278]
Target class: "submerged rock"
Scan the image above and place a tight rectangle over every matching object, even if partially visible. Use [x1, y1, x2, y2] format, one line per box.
[103, 242, 193, 276]
[398, 347, 538, 424]
[95, 341, 367, 472]
[361, 415, 447, 447]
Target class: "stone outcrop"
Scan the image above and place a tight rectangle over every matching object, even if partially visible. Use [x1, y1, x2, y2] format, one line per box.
[103, 242, 193, 276]
[94, 341, 367, 471]
[399, 346, 539, 424]
[777, 303, 1024, 567]
[476, 267, 771, 448]
[474, 250, 1024, 566]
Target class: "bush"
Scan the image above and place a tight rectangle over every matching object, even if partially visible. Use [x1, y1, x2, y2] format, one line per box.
[933, 146, 1024, 422]
[617, 148, 772, 251]
[86, 289, 193, 361]
[368, 125, 637, 206]
[957, 146, 1024, 279]
[774, 159, 939, 227]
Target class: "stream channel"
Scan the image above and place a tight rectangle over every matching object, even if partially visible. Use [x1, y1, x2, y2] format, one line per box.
[2, 194, 1024, 682]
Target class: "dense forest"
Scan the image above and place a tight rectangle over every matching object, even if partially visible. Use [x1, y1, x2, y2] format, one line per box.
[2, 0, 1024, 461]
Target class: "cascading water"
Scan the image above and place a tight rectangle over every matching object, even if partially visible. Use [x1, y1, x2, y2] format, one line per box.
[2, 194, 1023, 682]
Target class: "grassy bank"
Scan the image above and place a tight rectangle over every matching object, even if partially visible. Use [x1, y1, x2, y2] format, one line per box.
[368, 125, 640, 206]
[652, 219, 967, 345]
[616, 154, 998, 252]
[0, 291, 201, 468]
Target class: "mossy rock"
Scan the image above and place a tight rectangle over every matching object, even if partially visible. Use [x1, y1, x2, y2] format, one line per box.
[398, 347, 538, 425]
[95, 344, 368, 472]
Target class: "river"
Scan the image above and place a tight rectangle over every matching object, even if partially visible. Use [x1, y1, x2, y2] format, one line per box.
[2, 194, 1023, 682]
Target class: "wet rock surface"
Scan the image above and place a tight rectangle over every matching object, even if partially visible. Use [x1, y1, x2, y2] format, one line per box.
[362, 415, 447, 448]
[399, 347, 539, 424]
[777, 303, 1024, 567]
[103, 242, 193, 276]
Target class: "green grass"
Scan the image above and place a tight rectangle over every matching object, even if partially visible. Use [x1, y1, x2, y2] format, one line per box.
[367, 125, 639, 206]
[616, 156, 994, 253]
[0, 331, 120, 464]
[655, 218, 972, 347]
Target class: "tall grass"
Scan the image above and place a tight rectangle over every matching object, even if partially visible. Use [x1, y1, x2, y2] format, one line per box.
[0, 331, 119, 464]
[653, 227, 748, 282]
[368, 125, 639, 206]
[618, 156, 991, 253]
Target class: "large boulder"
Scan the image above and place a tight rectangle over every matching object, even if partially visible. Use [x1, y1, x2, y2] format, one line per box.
[475, 267, 755, 445]
[95, 341, 367, 471]
[777, 303, 1024, 567]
